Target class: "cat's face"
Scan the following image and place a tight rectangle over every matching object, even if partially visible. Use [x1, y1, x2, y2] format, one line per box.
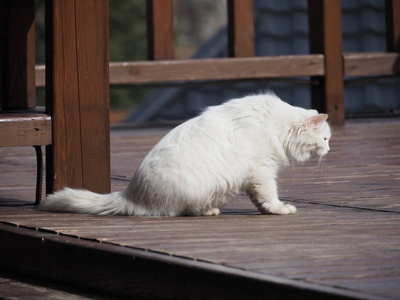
[311, 123, 331, 157]
[290, 114, 331, 162]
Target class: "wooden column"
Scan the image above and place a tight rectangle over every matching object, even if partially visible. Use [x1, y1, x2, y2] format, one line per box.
[147, 0, 174, 60]
[385, 0, 400, 52]
[0, 0, 36, 109]
[227, 0, 255, 57]
[308, 0, 345, 124]
[45, 0, 110, 194]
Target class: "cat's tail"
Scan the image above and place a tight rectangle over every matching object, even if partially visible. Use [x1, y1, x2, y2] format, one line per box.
[39, 187, 136, 216]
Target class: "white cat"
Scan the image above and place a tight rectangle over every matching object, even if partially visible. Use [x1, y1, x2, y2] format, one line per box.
[40, 93, 331, 217]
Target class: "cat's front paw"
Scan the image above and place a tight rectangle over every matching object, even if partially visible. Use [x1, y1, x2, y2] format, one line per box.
[259, 202, 297, 215]
[275, 203, 297, 215]
[202, 208, 220, 216]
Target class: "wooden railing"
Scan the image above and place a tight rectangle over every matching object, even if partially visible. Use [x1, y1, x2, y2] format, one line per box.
[1, 0, 399, 196]
[35, 0, 400, 124]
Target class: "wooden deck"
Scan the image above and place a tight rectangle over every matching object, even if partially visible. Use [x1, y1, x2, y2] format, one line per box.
[1, 119, 400, 299]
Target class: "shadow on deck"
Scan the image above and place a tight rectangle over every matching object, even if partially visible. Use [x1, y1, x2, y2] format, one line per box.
[1, 119, 400, 299]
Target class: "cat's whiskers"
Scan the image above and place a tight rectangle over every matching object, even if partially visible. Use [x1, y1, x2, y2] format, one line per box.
[313, 155, 326, 174]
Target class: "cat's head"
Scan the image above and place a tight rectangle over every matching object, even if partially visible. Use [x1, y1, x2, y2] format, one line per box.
[289, 114, 331, 162]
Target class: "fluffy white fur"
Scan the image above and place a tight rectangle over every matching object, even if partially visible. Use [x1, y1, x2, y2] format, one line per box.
[40, 93, 331, 217]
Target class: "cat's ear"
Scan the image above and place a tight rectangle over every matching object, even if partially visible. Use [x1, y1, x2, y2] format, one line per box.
[306, 114, 328, 129]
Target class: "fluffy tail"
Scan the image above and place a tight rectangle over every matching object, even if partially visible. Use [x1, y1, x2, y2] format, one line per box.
[39, 188, 135, 216]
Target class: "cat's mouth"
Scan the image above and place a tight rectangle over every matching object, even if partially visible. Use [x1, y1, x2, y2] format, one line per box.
[315, 146, 329, 157]
[318, 151, 328, 158]
[312, 149, 328, 159]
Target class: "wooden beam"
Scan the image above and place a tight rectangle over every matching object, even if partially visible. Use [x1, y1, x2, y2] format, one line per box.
[344, 52, 400, 76]
[147, 0, 174, 60]
[37, 55, 323, 87]
[0, 0, 36, 109]
[228, 0, 255, 57]
[108, 55, 324, 84]
[75, 1, 110, 193]
[308, 0, 345, 125]
[45, 0, 83, 193]
[45, 0, 110, 194]
[0, 111, 51, 147]
[37, 52, 400, 87]
[321, 0, 345, 125]
[385, 0, 400, 52]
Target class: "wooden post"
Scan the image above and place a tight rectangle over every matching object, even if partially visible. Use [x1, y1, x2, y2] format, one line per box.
[147, 0, 174, 60]
[227, 0, 255, 57]
[45, 0, 110, 194]
[385, 0, 400, 52]
[308, 0, 345, 125]
[0, 0, 36, 109]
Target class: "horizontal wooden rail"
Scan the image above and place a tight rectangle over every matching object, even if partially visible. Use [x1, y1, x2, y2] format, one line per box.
[35, 52, 400, 87]
[0, 109, 51, 147]
[108, 55, 324, 84]
[343, 52, 400, 77]
[36, 55, 323, 86]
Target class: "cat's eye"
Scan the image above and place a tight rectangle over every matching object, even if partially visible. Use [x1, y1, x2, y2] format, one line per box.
[324, 137, 327, 141]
